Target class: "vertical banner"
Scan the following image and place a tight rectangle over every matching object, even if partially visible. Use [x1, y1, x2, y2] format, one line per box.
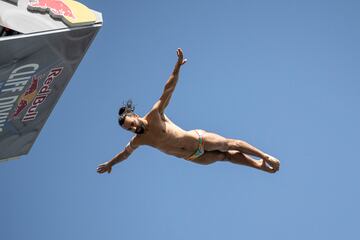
[0, 26, 101, 161]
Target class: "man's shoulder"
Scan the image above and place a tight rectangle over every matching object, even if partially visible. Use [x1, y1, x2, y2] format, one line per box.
[130, 135, 142, 148]
[149, 100, 169, 116]
[145, 107, 164, 121]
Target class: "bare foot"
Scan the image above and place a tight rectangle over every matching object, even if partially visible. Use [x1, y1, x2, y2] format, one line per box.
[264, 155, 280, 171]
[258, 159, 276, 173]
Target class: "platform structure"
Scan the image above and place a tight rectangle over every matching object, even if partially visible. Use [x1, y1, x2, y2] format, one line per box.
[0, 0, 103, 161]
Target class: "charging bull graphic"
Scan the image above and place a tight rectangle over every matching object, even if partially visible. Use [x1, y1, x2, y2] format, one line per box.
[12, 76, 39, 118]
[28, 0, 75, 19]
[28, 0, 97, 27]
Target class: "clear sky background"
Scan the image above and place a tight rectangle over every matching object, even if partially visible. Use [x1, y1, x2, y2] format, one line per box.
[1, 0, 360, 239]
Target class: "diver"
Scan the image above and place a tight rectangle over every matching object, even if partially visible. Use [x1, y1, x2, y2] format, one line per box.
[97, 49, 280, 174]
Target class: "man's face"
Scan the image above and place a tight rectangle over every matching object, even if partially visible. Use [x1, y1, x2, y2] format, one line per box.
[122, 115, 145, 134]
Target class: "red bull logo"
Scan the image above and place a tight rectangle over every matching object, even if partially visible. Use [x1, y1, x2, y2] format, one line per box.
[11, 67, 63, 122]
[28, 0, 97, 27]
[22, 67, 63, 122]
[12, 77, 39, 118]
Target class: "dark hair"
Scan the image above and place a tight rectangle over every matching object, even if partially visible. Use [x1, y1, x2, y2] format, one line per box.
[118, 100, 135, 126]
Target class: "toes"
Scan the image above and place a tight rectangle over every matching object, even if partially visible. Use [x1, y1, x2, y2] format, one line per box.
[260, 163, 275, 173]
[266, 167, 276, 174]
[265, 157, 280, 171]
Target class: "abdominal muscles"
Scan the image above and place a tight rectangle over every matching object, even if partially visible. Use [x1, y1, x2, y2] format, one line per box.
[151, 130, 199, 158]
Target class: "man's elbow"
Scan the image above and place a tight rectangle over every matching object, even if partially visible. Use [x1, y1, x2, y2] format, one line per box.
[122, 153, 129, 160]
[167, 74, 179, 84]
[164, 85, 175, 94]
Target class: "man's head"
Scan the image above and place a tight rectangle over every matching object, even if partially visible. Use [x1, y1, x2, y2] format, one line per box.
[118, 100, 145, 134]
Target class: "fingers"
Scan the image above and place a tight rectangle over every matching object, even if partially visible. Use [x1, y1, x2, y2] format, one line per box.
[97, 167, 105, 174]
[265, 156, 280, 171]
[177, 48, 183, 58]
[259, 160, 276, 174]
[97, 164, 110, 174]
[176, 48, 187, 66]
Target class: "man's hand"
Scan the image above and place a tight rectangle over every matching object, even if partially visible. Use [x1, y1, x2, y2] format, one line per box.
[177, 48, 187, 65]
[97, 161, 112, 174]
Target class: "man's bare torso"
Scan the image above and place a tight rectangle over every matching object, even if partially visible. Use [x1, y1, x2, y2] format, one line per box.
[133, 110, 199, 159]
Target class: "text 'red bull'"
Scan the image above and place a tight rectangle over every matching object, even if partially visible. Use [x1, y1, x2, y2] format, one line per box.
[22, 67, 63, 122]
[29, 0, 75, 19]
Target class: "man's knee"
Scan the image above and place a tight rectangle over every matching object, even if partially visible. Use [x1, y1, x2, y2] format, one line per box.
[216, 139, 243, 152]
[211, 139, 231, 152]
[217, 139, 237, 152]
[227, 139, 247, 150]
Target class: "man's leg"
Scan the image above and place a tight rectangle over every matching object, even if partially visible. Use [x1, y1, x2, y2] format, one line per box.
[225, 150, 276, 173]
[202, 131, 280, 170]
[188, 150, 276, 173]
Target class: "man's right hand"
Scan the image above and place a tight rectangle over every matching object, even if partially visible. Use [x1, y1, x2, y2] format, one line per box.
[97, 161, 112, 174]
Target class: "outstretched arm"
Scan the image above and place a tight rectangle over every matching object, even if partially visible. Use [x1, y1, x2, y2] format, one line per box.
[97, 138, 139, 174]
[153, 48, 187, 114]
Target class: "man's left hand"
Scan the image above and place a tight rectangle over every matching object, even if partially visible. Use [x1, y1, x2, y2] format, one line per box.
[177, 48, 187, 65]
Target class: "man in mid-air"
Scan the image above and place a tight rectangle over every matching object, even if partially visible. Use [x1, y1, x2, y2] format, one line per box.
[97, 48, 280, 174]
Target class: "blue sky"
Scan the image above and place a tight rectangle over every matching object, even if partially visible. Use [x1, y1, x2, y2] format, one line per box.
[1, 0, 360, 239]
